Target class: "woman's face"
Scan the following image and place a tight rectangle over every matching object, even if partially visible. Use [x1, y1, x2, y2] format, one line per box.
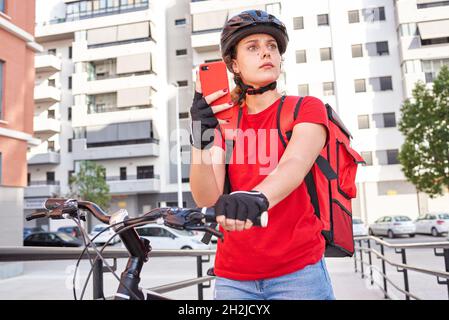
[232, 33, 281, 88]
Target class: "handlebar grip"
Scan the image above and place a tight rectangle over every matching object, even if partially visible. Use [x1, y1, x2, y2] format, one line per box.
[201, 207, 268, 227]
[44, 198, 67, 210]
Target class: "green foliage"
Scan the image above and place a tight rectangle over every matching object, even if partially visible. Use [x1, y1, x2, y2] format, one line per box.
[398, 65, 449, 197]
[68, 160, 111, 209]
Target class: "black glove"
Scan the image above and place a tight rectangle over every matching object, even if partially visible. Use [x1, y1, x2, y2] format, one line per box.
[189, 91, 219, 150]
[215, 191, 269, 224]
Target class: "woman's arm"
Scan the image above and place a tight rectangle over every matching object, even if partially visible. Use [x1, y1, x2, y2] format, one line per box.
[253, 122, 327, 209]
[190, 146, 226, 207]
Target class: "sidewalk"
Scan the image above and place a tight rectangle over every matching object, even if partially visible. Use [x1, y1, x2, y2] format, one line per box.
[325, 257, 387, 300]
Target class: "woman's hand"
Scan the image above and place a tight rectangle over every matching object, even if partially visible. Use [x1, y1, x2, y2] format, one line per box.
[214, 191, 269, 232]
[190, 71, 234, 150]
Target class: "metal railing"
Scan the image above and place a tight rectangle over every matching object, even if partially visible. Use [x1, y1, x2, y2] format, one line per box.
[0, 246, 215, 300]
[353, 236, 449, 300]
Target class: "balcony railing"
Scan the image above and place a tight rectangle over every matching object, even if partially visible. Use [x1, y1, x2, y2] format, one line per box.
[106, 174, 160, 181]
[39, 1, 149, 26]
[27, 180, 60, 186]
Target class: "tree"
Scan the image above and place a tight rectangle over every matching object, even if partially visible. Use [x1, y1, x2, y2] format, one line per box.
[398, 65, 449, 198]
[68, 160, 111, 210]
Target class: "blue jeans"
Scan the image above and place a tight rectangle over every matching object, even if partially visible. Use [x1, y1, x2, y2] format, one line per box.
[213, 257, 335, 300]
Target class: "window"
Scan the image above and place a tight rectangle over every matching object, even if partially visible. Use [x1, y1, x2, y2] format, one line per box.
[68, 76, 72, 90]
[376, 41, 389, 55]
[293, 16, 304, 30]
[362, 7, 385, 22]
[348, 10, 359, 23]
[387, 150, 399, 164]
[46, 172, 55, 183]
[68, 107, 72, 121]
[0, 60, 3, 120]
[298, 84, 309, 96]
[358, 115, 370, 129]
[48, 109, 55, 119]
[179, 112, 189, 119]
[323, 82, 334, 96]
[48, 79, 56, 87]
[120, 167, 127, 180]
[373, 113, 396, 128]
[48, 141, 55, 152]
[296, 50, 307, 63]
[69, 46, 72, 59]
[317, 14, 329, 26]
[177, 80, 188, 87]
[68, 139, 72, 152]
[352, 44, 363, 58]
[320, 48, 332, 61]
[417, 1, 449, 9]
[361, 151, 373, 166]
[175, 18, 186, 26]
[176, 49, 187, 56]
[48, 49, 56, 56]
[383, 113, 396, 127]
[0, 0, 5, 13]
[354, 79, 366, 93]
[27, 173, 31, 186]
[379, 76, 393, 91]
[137, 166, 154, 179]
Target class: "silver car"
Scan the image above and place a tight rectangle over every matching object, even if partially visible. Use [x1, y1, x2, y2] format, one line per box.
[414, 213, 449, 237]
[353, 218, 368, 237]
[368, 215, 416, 238]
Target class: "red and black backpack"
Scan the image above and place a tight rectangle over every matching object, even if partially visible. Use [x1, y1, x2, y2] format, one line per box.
[218, 95, 365, 257]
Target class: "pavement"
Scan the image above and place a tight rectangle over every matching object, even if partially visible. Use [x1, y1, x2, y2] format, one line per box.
[0, 254, 387, 300]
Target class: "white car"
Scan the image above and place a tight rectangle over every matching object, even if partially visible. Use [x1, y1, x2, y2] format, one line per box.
[368, 215, 416, 238]
[353, 218, 368, 237]
[414, 213, 449, 237]
[89, 224, 120, 245]
[135, 224, 211, 250]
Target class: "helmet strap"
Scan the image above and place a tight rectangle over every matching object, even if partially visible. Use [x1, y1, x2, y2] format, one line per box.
[235, 76, 277, 103]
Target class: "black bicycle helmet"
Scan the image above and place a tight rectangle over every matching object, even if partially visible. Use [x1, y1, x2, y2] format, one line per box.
[220, 10, 289, 60]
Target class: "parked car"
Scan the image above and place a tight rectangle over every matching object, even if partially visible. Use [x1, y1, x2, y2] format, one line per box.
[23, 226, 45, 239]
[89, 224, 120, 245]
[368, 215, 416, 238]
[57, 226, 82, 239]
[135, 224, 211, 250]
[353, 218, 368, 237]
[24, 232, 82, 247]
[414, 213, 449, 237]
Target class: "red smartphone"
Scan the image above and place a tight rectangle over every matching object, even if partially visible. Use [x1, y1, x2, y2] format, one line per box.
[199, 61, 234, 120]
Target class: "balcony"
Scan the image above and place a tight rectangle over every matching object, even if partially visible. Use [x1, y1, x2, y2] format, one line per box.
[27, 152, 60, 165]
[191, 30, 220, 53]
[106, 175, 161, 195]
[72, 138, 159, 161]
[34, 85, 61, 104]
[25, 181, 60, 198]
[35, 54, 62, 73]
[34, 118, 61, 134]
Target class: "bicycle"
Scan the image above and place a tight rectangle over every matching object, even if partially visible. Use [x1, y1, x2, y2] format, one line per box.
[26, 198, 268, 300]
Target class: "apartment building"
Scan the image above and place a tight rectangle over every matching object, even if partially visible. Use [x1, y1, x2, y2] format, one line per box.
[0, 0, 42, 279]
[28, 0, 195, 231]
[190, 0, 449, 224]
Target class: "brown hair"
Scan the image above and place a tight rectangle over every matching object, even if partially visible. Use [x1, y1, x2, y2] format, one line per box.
[223, 47, 245, 106]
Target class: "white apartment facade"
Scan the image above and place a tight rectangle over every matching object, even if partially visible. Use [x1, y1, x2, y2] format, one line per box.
[27, 0, 449, 230]
[27, 0, 195, 231]
[189, 0, 449, 224]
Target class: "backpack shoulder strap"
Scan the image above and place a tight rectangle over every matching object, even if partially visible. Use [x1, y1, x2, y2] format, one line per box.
[277, 95, 304, 149]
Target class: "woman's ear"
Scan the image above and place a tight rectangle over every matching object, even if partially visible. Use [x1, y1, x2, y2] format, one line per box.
[232, 59, 239, 74]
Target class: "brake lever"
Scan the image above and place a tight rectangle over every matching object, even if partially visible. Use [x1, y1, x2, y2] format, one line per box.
[186, 225, 224, 242]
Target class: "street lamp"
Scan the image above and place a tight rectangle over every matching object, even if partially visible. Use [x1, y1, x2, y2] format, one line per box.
[171, 82, 183, 208]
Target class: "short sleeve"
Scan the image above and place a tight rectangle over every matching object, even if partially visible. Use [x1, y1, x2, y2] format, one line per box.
[292, 96, 330, 147]
[213, 127, 225, 150]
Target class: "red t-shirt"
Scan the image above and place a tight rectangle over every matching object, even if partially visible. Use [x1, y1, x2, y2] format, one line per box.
[212, 95, 330, 281]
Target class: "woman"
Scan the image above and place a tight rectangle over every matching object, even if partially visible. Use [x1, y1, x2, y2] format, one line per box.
[189, 10, 335, 300]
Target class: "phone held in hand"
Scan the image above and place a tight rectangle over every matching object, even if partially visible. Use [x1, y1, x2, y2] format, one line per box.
[198, 61, 234, 120]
